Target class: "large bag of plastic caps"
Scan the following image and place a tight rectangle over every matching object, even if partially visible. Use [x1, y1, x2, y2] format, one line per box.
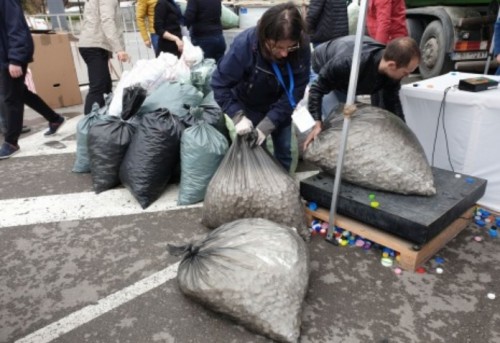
[119, 108, 184, 209]
[202, 133, 309, 239]
[303, 104, 436, 195]
[72, 98, 110, 173]
[178, 120, 228, 205]
[137, 81, 203, 117]
[88, 116, 138, 194]
[168, 218, 310, 343]
[180, 92, 229, 139]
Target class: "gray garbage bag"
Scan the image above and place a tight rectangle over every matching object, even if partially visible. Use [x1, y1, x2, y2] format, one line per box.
[137, 81, 203, 117]
[303, 104, 436, 195]
[169, 218, 310, 343]
[202, 133, 309, 239]
[178, 122, 228, 205]
[72, 101, 109, 173]
[190, 59, 216, 96]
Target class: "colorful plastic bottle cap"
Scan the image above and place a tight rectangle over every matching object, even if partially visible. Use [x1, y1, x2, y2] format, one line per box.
[436, 267, 444, 274]
[434, 256, 445, 264]
[319, 228, 327, 237]
[455, 173, 461, 178]
[355, 239, 365, 247]
[381, 257, 393, 267]
[465, 177, 475, 184]
[308, 202, 318, 211]
[340, 239, 348, 246]
[394, 267, 402, 275]
[416, 267, 426, 274]
[475, 220, 485, 227]
[489, 227, 498, 238]
[487, 293, 496, 300]
[369, 194, 376, 200]
[312, 223, 322, 232]
[474, 236, 483, 242]
[321, 222, 329, 230]
[370, 201, 380, 208]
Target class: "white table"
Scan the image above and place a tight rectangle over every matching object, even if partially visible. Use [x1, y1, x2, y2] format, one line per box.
[400, 72, 500, 213]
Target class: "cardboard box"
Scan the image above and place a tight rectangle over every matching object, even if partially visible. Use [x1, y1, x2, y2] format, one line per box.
[29, 33, 82, 109]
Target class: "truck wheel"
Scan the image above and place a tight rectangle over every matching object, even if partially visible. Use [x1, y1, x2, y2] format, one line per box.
[407, 18, 423, 44]
[419, 20, 452, 79]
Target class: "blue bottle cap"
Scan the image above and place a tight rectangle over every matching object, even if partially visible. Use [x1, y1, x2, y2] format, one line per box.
[475, 220, 485, 227]
[308, 202, 318, 211]
[434, 256, 445, 264]
[465, 177, 475, 184]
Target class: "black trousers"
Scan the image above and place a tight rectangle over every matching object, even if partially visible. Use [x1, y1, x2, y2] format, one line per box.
[1, 67, 61, 145]
[79, 47, 112, 114]
[0, 66, 25, 145]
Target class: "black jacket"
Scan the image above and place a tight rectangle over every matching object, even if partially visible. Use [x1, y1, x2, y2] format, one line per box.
[307, 0, 349, 44]
[154, 0, 182, 53]
[0, 0, 34, 69]
[184, 0, 222, 38]
[308, 36, 404, 120]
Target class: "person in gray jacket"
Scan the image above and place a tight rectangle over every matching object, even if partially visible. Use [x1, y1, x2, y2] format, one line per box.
[79, 0, 129, 114]
[307, 0, 349, 47]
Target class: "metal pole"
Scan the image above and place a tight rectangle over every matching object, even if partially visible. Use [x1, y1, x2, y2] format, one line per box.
[325, 0, 369, 243]
[484, 7, 500, 74]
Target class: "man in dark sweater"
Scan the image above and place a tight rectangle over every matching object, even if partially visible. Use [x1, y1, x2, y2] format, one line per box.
[303, 35, 420, 149]
[0, 0, 65, 159]
[307, 0, 349, 47]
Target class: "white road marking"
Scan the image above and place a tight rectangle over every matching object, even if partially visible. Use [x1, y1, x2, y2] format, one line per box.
[15, 262, 180, 343]
[0, 184, 202, 229]
[15, 115, 80, 157]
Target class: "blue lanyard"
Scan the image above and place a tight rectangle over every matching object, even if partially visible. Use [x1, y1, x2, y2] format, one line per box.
[271, 62, 296, 109]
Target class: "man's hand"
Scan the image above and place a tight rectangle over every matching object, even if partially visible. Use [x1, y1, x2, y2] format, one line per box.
[144, 40, 151, 48]
[9, 64, 23, 78]
[235, 116, 253, 135]
[117, 51, 129, 62]
[496, 54, 500, 64]
[302, 121, 322, 151]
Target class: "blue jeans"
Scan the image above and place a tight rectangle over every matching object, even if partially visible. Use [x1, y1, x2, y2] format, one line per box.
[191, 34, 226, 63]
[150, 33, 159, 56]
[322, 91, 347, 120]
[269, 124, 292, 172]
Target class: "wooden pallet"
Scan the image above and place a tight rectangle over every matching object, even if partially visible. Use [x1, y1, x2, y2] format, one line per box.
[305, 206, 474, 271]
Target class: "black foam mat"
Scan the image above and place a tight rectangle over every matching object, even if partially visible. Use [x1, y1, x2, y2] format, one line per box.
[300, 167, 487, 244]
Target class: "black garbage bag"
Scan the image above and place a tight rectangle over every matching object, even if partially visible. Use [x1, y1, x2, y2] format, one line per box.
[119, 108, 184, 209]
[303, 104, 436, 195]
[202, 133, 309, 239]
[88, 116, 138, 193]
[121, 84, 147, 121]
[169, 218, 310, 343]
[179, 91, 229, 139]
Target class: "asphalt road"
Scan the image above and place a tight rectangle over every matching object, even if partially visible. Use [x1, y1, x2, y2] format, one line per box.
[1, 80, 499, 343]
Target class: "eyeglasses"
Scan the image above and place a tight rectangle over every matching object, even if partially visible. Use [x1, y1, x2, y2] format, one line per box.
[271, 43, 301, 53]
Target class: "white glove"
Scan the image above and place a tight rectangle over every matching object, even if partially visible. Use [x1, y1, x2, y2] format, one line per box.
[256, 129, 267, 145]
[235, 116, 253, 135]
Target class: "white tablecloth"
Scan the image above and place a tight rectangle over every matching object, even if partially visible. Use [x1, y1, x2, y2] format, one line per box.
[400, 72, 500, 212]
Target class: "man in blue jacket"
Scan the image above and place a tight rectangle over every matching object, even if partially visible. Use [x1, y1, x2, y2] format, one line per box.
[0, 0, 65, 159]
[211, 2, 310, 172]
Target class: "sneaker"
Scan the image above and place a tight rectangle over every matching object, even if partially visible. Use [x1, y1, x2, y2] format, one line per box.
[0, 142, 20, 159]
[21, 125, 31, 134]
[44, 116, 65, 136]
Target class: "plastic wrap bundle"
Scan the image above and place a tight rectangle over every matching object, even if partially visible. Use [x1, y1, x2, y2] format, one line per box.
[303, 104, 436, 195]
[190, 59, 216, 95]
[88, 117, 138, 193]
[202, 133, 309, 239]
[119, 109, 184, 208]
[73, 100, 109, 173]
[169, 218, 310, 343]
[178, 121, 228, 205]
